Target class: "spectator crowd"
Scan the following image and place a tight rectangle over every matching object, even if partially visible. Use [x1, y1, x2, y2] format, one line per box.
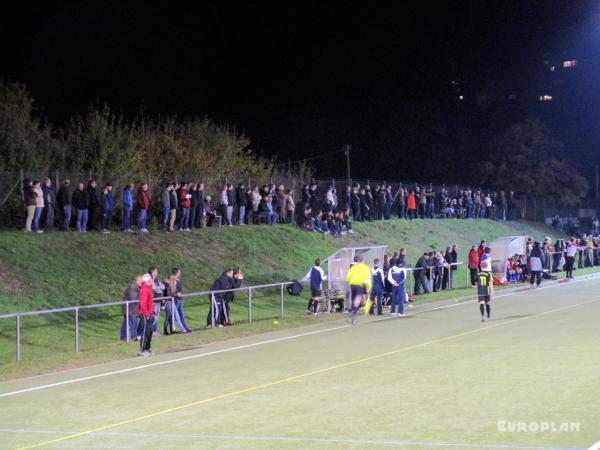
[20, 177, 520, 234]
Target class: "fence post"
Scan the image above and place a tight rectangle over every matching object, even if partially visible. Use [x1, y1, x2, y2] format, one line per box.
[75, 308, 80, 353]
[449, 265, 453, 290]
[171, 298, 176, 330]
[126, 302, 130, 343]
[16, 316, 21, 361]
[248, 287, 252, 323]
[210, 293, 216, 328]
[465, 264, 469, 289]
[280, 284, 284, 317]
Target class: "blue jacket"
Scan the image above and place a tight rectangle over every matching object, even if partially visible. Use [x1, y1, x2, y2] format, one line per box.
[372, 266, 385, 291]
[303, 266, 326, 291]
[102, 191, 114, 212]
[388, 266, 406, 288]
[121, 188, 133, 209]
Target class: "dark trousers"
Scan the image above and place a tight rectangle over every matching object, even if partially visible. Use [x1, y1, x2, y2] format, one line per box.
[414, 272, 429, 295]
[102, 209, 112, 230]
[565, 256, 575, 278]
[44, 205, 55, 231]
[470, 268, 478, 286]
[88, 206, 97, 230]
[398, 204, 406, 219]
[529, 271, 542, 286]
[139, 315, 153, 352]
[207, 296, 224, 326]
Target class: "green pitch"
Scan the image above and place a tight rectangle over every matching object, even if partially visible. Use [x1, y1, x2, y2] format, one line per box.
[1, 277, 599, 450]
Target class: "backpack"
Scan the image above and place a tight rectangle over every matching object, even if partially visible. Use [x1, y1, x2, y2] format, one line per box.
[287, 280, 303, 296]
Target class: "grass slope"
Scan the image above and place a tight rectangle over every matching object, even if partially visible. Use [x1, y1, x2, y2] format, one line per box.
[0, 219, 579, 379]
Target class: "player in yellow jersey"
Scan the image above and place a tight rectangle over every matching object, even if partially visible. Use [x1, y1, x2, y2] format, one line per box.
[346, 255, 372, 325]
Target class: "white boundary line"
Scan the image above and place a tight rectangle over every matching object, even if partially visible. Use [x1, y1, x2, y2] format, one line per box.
[0, 275, 597, 398]
[588, 440, 600, 450]
[0, 429, 584, 450]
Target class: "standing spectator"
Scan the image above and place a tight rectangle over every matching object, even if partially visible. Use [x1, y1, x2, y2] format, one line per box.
[149, 266, 165, 336]
[71, 181, 90, 233]
[188, 183, 197, 229]
[407, 190, 417, 220]
[86, 180, 99, 231]
[137, 182, 150, 233]
[250, 186, 261, 224]
[178, 182, 191, 231]
[120, 276, 141, 342]
[23, 179, 36, 232]
[528, 241, 543, 288]
[173, 268, 192, 333]
[121, 182, 134, 232]
[42, 177, 56, 232]
[163, 272, 188, 334]
[468, 245, 479, 287]
[219, 184, 229, 226]
[160, 183, 172, 231]
[194, 183, 205, 228]
[276, 185, 287, 223]
[413, 253, 430, 295]
[285, 189, 295, 224]
[207, 269, 233, 328]
[442, 246, 453, 290]
[138, 273, 154, 356]
[507, 191, 516, 220]
[32, 180, 44, 233]
[397, 187, 407, 219]
[236, 183, 247, 225]
[226, 183, 235, 226]
[100, 183, 114, 233]
[57, 179, 72, 231]
[169, 183, 178, 231]
[222, 268, 243, 325]
[387, 259, 407, 316]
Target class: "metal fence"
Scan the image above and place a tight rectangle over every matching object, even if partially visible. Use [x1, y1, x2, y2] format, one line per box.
[0, 280, 294, 361]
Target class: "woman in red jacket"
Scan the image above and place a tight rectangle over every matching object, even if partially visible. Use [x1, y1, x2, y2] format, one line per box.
[407, 191, 417, 220]
[137, 183, 150, 233]
[138, 274, 154, 356]
[468, 245, 479, 287]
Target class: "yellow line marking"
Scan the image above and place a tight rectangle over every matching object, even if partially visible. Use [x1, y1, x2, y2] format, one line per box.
[14, 298, 599, 450]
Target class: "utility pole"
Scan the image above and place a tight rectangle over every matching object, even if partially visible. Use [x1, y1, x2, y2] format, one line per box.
[345, 145, 352, 186]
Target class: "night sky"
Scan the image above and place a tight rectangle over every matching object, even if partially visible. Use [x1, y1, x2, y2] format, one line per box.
[2, 1, 599, 179]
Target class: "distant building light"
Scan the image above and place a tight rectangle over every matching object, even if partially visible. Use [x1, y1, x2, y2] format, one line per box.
[539, 95, 553, 101]
[563, 60, 577, 68]
[508, 94, 516, 100]
[550, 65, 556, 71]
[459, 95, 464, 100]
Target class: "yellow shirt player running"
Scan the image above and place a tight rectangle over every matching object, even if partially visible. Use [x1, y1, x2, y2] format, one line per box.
[346, 255, 372, 325]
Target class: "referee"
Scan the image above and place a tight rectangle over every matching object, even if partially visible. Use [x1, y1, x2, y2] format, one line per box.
[346, 255, 372, 325]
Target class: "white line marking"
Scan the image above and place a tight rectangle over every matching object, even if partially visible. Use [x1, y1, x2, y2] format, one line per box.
[0, 429, 583, 450]
[587, 440, 600, 450]
[0, 275, 597, 398]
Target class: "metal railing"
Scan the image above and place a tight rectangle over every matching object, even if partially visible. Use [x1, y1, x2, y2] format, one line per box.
[1, 262, 468, 362]
[0, 281, 294, 361]
[404, 261, 465, 294]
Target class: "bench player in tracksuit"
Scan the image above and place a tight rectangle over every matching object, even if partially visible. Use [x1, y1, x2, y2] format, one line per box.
[369, 258, 386, 316]
[387, 260, 407, 316]
[302, 258, 327, 315]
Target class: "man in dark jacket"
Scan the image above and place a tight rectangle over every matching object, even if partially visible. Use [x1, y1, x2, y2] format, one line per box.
[86, 180, 99, 231]
[222, 268, 243, 325]
[101, 183, 114, 233]
[207, 269, 234, 328]
[71, 181, 89, 232]
[194, 183, 205, 228]
[120, 276, 141, 342]
[161, 183, 172, 231]
[414, 253, 431, 295]
[56, 179, 72, 231]
[236, 183, 247, 225]
[42, 177, 56, 232]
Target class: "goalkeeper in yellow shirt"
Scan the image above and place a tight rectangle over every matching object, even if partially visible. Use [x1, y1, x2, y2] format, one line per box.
[346, 255, 372, 325]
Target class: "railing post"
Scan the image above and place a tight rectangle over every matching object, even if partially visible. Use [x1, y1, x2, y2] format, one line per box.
[210, 293, 215, 328]
[248, 287, 252, 323]
[126, 302, 130, 343]
[75, 308, 80, 353]
[16, 316, 21, 361]
[465, 264, 469, 289]
[280, 284, 284, 317]
[171, 297, 175, 331]
[449, 265, 453, 290]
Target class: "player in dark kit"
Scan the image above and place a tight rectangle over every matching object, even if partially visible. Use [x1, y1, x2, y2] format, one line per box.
[477, 270, 494, 322]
